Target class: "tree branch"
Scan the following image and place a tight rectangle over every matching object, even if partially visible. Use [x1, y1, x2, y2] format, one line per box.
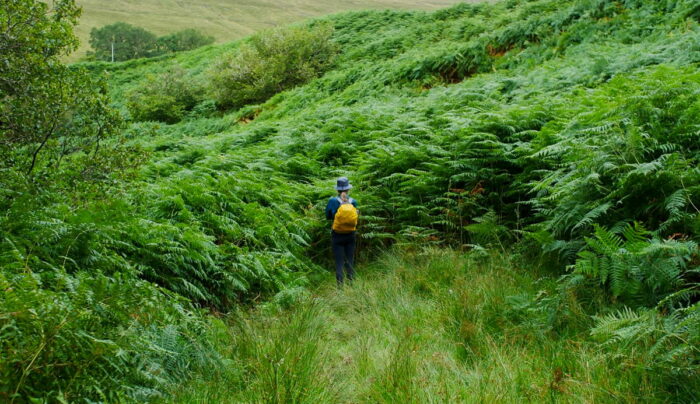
[26, 118, 57, 175]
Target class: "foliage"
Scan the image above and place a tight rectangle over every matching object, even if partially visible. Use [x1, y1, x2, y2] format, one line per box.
[591, 303, 700, 398]
[89, 22, 159, 61]
[0, 269, 220, 402]
[88, 22, 157, 61]
[89, 24, 216, 62]
[127, 66, 202, 123]
[530, 67, 700, 258]
[156, 29, 215, 53]
[568, 223, 700, 393]
[173, 249, 694, 402]
[4, 0, 700, 401]
[209, 23, 338, 109]
[0, 0, 122, 176]
[572, 223, 697, 306]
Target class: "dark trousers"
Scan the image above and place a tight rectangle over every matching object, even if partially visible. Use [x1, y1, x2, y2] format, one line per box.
[331, 231, 355, 284]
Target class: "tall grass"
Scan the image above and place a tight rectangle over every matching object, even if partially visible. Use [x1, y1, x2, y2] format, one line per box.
[172, 248, 694, 403]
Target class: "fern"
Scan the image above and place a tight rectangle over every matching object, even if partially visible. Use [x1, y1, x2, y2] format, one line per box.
[574, 223, 696, 306]
[591, 302, 700, 390]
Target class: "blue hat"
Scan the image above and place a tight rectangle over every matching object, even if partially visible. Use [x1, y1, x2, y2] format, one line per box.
[335, 177, 352, 191]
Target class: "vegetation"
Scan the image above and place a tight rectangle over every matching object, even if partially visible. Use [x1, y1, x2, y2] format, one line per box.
[68, 0, 465, 61]
[2, 0, 700, 401]
[0, 0, 122, 177]
[89, 22, 160, 61]
[156, 29, 215, 54]
[174, 248, 698, 402]
[126, 23, 337, 122]
[126, 66, 203, 123]
[209, 23, 338, 109]
[89, 23, 214, 61]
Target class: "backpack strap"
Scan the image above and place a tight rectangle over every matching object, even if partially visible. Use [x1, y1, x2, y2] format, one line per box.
[336, 196, 354, 205]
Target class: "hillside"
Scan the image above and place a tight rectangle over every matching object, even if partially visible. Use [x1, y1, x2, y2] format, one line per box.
[2, 0, 700, 402]
[70, 0, 467, 60]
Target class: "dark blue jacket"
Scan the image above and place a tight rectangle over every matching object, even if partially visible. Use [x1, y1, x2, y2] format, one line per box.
[325, 196, 358, 220]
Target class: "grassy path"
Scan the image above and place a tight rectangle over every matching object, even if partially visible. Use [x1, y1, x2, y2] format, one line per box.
[172, 249, 666, 403]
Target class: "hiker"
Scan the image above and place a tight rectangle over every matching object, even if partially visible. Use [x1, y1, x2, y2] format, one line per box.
[325, 177, 359, 285]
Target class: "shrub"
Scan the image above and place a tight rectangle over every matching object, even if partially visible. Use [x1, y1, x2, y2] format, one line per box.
[127, 66, 202, 123]
[209, 23, 338, 109]
[157, 29, 215, 53]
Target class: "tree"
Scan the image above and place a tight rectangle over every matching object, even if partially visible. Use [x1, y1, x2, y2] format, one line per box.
[0, 0, 121, 177]
[156, 29, 215, 53]
[89, 22, 159, 61]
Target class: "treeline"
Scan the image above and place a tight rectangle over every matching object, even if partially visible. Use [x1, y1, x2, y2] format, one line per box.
[88, 22, 215, 61]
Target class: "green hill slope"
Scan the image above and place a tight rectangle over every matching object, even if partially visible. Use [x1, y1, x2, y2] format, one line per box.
[70, 0, 467, 60]
[2, 0, 700, 401]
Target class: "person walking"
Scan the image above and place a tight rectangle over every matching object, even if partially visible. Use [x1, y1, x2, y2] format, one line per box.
[325, 177, 359, 285]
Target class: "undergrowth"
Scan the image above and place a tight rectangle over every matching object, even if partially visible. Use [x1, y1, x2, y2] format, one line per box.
[172, 249, 697, 403]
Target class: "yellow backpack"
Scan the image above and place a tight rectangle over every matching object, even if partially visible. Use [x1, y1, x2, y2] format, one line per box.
[332, 197, 358, 233]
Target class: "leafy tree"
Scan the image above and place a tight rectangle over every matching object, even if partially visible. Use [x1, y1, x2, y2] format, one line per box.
[0, 0, 121, 176]
[157, 28, 215, 53]
[89, 22, 159, 61]
[209, 23, 338, 109]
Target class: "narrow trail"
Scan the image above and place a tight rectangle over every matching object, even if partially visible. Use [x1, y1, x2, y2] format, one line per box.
[307, 257, 471, 403]
[233, 251, 479, 403]
[177, 249, 661, 403]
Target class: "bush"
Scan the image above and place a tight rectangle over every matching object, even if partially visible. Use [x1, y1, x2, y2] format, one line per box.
[209, 23, 338, 109]
[157, 29, 215, 53]
[127, 66, 202, 123]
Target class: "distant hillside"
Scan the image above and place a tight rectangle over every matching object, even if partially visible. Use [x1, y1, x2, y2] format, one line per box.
[71, 0, 467, 60]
